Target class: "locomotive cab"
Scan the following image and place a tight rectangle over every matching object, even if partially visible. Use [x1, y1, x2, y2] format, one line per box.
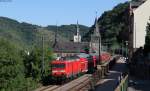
[52, 62, 66, 77]
[51, 55, 88, 79]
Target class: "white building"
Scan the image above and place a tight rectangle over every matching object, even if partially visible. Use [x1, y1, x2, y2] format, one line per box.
[131, 0, 150, 49]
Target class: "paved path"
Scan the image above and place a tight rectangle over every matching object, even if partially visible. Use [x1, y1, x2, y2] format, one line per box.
[94, 57, 127, 91]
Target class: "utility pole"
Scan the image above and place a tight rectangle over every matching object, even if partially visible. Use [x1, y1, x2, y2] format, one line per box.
[122, 40, 124, 56]
[52, 22, 58, 48]
[42, 33, 45, 78]
[55, 23, 58, 44]
[99, 36, 101, 64]
[125, 41, 128, 59]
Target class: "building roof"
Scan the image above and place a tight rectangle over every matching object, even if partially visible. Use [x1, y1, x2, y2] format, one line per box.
[53, 41, 89, 53]
[131, 0, 146, 8]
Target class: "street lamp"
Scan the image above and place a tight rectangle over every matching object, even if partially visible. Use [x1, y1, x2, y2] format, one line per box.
[125, 41, 128, 60]
[99, 35, 101, 65]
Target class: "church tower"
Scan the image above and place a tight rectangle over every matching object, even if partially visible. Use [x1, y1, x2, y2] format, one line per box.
[74, 21, 81, 42]
[90, 15, 101, 54]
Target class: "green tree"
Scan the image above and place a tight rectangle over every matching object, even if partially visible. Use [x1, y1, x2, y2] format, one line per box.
[0, 39, 25, 91]
[23, 47, 41, 80]
[23, 45, 53, 82]
[144, 21, 150, 55]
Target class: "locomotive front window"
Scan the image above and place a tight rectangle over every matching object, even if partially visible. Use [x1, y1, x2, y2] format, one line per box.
[52, 64, 65, 68]
[61, 56, 79, 61]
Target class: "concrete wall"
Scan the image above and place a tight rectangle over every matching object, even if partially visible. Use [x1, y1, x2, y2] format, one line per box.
[133, 0, 150, 48]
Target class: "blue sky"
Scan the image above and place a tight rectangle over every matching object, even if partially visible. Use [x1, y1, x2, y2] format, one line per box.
[0, 0, 129, 26]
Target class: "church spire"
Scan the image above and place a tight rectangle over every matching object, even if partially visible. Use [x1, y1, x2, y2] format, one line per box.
[94, 12, 100, 36]
[76, 20, 80, 36]
[90, 12, 102, 56]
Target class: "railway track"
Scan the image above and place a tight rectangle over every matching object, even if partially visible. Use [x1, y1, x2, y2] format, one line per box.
[34, 74, 92, 91]
[69, 77, 91, 91]
[53, 74, 91, 91]
[35, 85, 59, 91]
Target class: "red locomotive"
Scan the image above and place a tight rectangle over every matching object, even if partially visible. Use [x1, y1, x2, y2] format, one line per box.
[51, 56, 88, 79]
[51, 52, 111, 80]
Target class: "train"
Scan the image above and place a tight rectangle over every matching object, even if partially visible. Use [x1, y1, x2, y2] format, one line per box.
[51, 52, 112, 80]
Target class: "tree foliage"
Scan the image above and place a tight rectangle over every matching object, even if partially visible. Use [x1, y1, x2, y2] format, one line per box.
[46, 24, 89, 41]
[23, 45, 53, 80]
[0, 16, 89, 49]
[0, 39, 25, 91]
[0, 38, 54, 91]
[83, 2, 129, 45]
[144, 21, 150, 55]
[0, 17, 39, 49]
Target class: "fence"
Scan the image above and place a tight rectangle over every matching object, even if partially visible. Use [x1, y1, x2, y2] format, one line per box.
[115, 75, 128, 91]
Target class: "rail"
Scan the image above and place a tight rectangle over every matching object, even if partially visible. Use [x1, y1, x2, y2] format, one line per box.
[53, 74, 92, 91]
[35, 85, 59, 91]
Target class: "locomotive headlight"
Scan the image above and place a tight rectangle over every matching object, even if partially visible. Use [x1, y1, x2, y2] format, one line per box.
[52, 70, 58, 73]
[59, 70, 65, 72]
[52, 70, 65, 73]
